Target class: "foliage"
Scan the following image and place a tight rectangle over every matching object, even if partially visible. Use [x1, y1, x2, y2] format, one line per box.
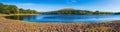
[0, 3, 38, 14]
[41, 9, 114, 15]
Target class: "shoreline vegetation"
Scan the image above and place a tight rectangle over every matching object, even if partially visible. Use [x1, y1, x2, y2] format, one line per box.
[0, 14, 38, 16]
[0, 3, 38, 15]
[40, 8, 115, 15]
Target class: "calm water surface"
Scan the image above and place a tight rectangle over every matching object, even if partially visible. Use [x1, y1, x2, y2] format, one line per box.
[5, 14, 120, 23]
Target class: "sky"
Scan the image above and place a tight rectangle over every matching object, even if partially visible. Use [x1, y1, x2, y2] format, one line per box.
[0, 0, 120, 12]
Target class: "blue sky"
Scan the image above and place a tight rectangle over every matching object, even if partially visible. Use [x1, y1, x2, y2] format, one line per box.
[0, 0, 120, 12]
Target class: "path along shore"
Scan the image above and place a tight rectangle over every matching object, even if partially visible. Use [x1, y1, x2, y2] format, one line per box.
[0, 14, 120, 32]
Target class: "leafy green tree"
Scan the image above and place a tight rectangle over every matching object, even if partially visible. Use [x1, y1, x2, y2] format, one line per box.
[0, 3, 4, 13]
[0, 3, 38, 14]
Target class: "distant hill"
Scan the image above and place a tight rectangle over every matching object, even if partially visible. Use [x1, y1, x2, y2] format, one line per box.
[40, 8, 114, 15]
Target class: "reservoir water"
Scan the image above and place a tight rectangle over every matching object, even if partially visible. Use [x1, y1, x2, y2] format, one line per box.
[5, 14, 120, 23]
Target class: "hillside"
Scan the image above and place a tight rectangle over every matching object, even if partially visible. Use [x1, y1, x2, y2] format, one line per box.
[40, 8, 114, 15]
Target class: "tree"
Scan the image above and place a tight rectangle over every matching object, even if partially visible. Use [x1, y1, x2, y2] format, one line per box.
[0, 3, 4, 13]
[0, 3, 38, 14]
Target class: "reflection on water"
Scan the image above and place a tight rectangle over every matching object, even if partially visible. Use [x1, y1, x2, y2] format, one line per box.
[4, 15, 33, 20]
[4, 14, 120, 23]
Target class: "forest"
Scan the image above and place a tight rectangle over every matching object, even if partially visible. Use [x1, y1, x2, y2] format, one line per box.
[0, 3, 38, 14]
[40, 8, 114, 15]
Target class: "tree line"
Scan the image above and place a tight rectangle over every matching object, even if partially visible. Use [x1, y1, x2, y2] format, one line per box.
[0, 3, 38, 14]
[40, 8, 114, 15]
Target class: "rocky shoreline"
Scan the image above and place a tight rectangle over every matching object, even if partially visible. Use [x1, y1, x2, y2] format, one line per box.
[0, 17, 120, 32]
